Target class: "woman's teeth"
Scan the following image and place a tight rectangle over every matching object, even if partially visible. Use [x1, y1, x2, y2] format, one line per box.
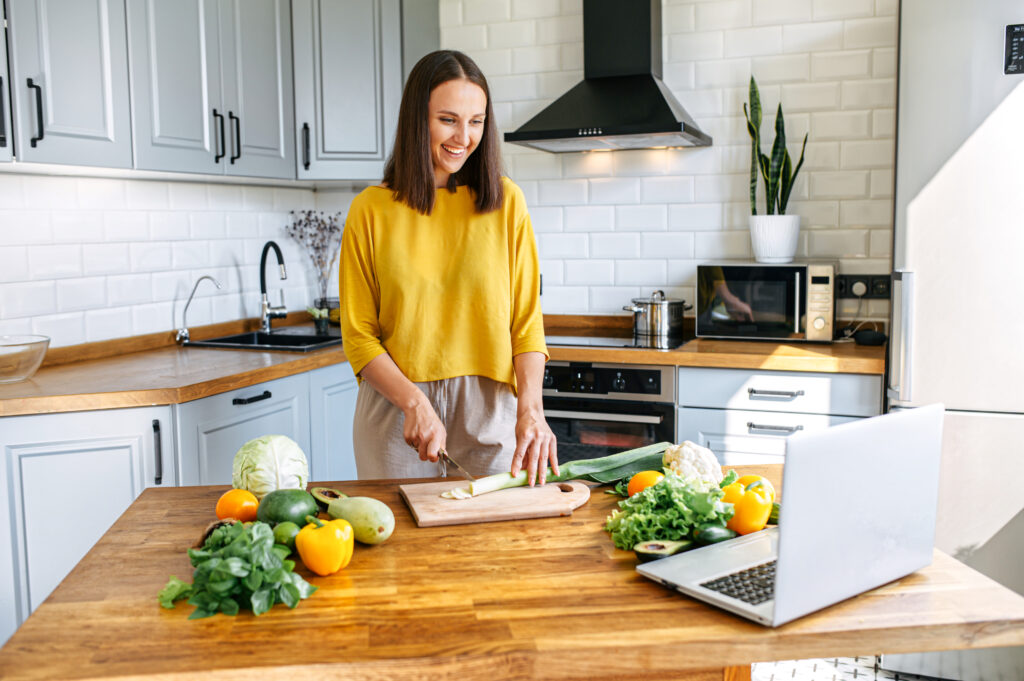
[441, 144, 465, 157]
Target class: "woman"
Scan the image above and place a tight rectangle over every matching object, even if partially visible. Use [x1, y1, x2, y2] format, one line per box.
[340, 50, 557, 486]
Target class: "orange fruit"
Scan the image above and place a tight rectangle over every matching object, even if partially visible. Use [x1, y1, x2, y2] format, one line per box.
[215, 488, 259, 521]
[627, 470, 665, 497]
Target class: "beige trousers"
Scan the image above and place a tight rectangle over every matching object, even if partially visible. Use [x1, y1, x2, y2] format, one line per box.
[352, 375, 518, 480]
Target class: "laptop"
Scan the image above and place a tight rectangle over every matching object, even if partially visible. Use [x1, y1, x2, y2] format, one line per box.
[637, 404, 945, 627]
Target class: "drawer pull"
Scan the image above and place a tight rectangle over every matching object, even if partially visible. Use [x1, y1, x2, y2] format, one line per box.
[152, 419, 163, 486]
[747, 388, 805, 399]
[747, 421, 804, 434]
[233, 390, 272, 405]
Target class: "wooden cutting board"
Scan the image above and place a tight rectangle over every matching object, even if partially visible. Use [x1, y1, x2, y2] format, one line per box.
[398, 480, 591, 527]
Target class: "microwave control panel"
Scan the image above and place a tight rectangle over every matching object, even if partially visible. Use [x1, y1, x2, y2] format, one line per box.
[805, 263, 836, 342]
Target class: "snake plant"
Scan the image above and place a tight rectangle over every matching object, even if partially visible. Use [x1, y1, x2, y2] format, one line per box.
[743, 76, 808, 215]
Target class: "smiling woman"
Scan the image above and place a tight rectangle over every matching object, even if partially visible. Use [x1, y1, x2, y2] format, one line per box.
[339, 50, 555, 487]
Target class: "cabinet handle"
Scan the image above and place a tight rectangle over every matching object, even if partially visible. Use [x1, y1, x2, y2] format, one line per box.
[233, 390, 272, 405]
[229, 111, 241, 163]
[152, 419, 163, 486]
[747, 388, 805, 399]
[302, 122, 310, 170]
[747, 421, 804, 434]
[0, 76, 7, 148]
[27, 78, 44, 147]
[213, 109, 226, 162]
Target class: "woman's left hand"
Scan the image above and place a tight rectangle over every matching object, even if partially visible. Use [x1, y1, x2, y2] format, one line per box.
[511, 407, 558, 487]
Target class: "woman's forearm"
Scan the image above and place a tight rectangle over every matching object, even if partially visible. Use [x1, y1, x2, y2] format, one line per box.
[512, 351, 546, 416]
[358, 353, 427, 412]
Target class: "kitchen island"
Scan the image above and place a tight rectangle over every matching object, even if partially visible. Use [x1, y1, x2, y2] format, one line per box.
[1, 466, 1021, 681]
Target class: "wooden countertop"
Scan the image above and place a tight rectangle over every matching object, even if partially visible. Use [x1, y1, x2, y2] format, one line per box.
[1, 466, 1021, 681]
[0, 316, 885, 417]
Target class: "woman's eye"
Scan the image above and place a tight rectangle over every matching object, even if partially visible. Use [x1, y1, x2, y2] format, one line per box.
[440, 117, 455, 124]
[471, 119, 484, 126]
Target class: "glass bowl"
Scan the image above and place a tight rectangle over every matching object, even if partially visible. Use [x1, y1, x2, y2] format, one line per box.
[0, 335, 51, 384]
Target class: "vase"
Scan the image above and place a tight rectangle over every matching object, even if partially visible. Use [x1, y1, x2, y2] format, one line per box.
[749, 214, 800, 264]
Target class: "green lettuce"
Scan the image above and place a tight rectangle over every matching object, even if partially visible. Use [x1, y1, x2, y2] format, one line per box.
[604, 473, 734, 550]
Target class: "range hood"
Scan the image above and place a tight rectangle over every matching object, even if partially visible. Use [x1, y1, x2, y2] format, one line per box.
[503, 0, 712, 153]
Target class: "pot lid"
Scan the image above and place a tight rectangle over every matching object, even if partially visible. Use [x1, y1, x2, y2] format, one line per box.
[630, 290, 686, 305]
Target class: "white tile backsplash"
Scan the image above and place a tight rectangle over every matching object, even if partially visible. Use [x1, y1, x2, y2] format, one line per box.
[0, 174, 322, 348]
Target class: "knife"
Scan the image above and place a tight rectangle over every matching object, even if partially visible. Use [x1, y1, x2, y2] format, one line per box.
[438, 449, 476, 482]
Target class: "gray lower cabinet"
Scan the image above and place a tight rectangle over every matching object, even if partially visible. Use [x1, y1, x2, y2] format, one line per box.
[176, 372, 311, 486]
[127, 0, 295, 179]
[308, 363, 358, 482]
[293, 0, 402, 180]
[0, 405, 175, 646]
[5, 0, 133, 167]
[0, 20, 12, 163]
[676, 367, 883, 466]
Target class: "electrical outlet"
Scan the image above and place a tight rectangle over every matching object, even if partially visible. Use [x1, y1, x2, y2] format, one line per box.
[836, 274, 889, 299]
[870, 275, 891, 298]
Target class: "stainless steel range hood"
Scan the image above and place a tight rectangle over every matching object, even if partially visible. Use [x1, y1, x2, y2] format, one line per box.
[503, 0, 712, 153]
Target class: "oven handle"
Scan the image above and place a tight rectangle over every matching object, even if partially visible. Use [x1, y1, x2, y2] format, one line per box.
[544, 409, 662, 425]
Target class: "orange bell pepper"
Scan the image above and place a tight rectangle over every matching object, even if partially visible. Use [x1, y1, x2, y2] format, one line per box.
[295, 515, 353, 576]
[721, 475, 774, 535]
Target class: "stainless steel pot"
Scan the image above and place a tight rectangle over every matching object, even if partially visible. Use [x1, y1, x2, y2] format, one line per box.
[623, 290, 691, 339]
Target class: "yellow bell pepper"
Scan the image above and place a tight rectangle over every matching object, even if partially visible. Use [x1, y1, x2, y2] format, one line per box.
[721, 475, 775, 535]
[295, 515, 353, 576]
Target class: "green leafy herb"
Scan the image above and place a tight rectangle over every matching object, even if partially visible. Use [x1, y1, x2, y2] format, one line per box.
[604, 473, 734, 550]
[720, 469, 739, 487]
[158, 521, 317, 619]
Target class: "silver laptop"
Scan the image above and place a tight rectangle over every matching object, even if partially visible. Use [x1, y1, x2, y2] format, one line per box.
[637, 404, 945, 627]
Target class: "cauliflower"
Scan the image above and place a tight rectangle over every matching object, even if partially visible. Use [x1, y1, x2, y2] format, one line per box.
[663, 440, 723, 483]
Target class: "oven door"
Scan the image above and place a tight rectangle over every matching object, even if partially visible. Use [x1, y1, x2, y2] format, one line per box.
[543, 396, 676, 463]
[696, 264, 807, 340]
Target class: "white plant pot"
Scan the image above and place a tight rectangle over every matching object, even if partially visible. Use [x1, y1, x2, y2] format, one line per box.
[749, 214, 800, 264]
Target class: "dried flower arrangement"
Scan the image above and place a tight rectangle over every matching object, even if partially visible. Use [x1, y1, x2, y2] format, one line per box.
[285, 210, 343, 308]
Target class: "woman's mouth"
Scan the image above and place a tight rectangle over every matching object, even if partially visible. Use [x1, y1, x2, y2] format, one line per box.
[441, 143, 466, 159]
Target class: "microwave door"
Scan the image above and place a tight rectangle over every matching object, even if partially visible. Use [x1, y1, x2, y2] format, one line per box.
[700, 266, 803, 340]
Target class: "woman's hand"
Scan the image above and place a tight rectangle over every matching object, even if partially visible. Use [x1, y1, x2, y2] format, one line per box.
[402, 394, 447, 463]
[511, 407, 558, 486]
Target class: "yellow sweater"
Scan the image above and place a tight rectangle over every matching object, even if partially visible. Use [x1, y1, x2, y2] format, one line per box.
[339, 177, 547, 389]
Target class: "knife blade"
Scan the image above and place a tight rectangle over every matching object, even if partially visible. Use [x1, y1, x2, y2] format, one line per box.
[438, 450, 476, 482]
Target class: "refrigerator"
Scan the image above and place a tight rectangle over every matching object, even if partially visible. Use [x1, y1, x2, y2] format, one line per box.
[882, 0, 1024, 679]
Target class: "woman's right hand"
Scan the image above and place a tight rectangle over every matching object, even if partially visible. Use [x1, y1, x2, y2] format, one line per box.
[402, 394, 447, 463]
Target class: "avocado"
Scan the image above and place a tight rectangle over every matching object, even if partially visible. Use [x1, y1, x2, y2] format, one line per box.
[255, 488, 319, 528]
[633, 539, 693, 563]
[310, 486, 348, 511]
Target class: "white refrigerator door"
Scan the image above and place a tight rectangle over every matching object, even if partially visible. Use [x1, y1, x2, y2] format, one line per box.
[888, 0, 1024, 412]
[881, 410, 1024, 680]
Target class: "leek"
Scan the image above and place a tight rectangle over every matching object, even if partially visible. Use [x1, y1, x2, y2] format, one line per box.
[440, 442, 671, 499]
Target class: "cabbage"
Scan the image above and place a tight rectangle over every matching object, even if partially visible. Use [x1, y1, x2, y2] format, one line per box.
[232, 434, 309, 499]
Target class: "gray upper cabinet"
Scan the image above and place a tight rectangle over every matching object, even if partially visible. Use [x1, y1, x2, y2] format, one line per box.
[293, 0, 401, 180]
[126, 0, 222, 174]
[0, 11, 12, 163]
[5, 0, 133, 168]
[219, 0, 295, 178]
[127, 0, 295, 178]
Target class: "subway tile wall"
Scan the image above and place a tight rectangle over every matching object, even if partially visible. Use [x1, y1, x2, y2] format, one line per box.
[0, 174, 358, 348]
[440, 0, 896, 320]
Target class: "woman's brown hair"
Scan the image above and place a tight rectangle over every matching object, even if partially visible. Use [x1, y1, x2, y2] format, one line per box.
[382, 50, 504, 215]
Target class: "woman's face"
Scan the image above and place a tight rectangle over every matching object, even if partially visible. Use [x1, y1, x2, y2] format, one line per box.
[427, 78, 487, 188]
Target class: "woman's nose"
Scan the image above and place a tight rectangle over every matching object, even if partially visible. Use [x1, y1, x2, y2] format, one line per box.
[453, 123, 471, 145]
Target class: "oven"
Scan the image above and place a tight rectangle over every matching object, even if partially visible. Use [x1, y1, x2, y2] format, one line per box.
[542, 361, 676, 462]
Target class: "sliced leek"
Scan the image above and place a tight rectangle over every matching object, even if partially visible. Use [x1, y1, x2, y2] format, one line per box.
[440, 442, 671, 499]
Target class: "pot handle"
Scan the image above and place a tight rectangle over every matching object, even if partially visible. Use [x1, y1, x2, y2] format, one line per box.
[651, 290, 665, 301]
[623, 305, 643, 313]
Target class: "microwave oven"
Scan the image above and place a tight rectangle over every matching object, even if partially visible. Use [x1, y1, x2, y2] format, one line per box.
[695, 261, 837, 342]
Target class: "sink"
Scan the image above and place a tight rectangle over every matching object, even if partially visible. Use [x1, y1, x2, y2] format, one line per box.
[184, 328, 343, 352]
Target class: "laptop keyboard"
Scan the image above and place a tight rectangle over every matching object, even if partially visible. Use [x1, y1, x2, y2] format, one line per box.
[700, 560, 777, 605]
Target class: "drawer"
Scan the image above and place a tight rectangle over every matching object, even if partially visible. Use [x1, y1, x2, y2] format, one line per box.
[676, 406, 861, 466]
[678, 367, 881, 417]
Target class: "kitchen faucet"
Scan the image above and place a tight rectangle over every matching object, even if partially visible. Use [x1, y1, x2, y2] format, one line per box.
[176, 275, 222, 343]
[260, 240, 288, 333]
